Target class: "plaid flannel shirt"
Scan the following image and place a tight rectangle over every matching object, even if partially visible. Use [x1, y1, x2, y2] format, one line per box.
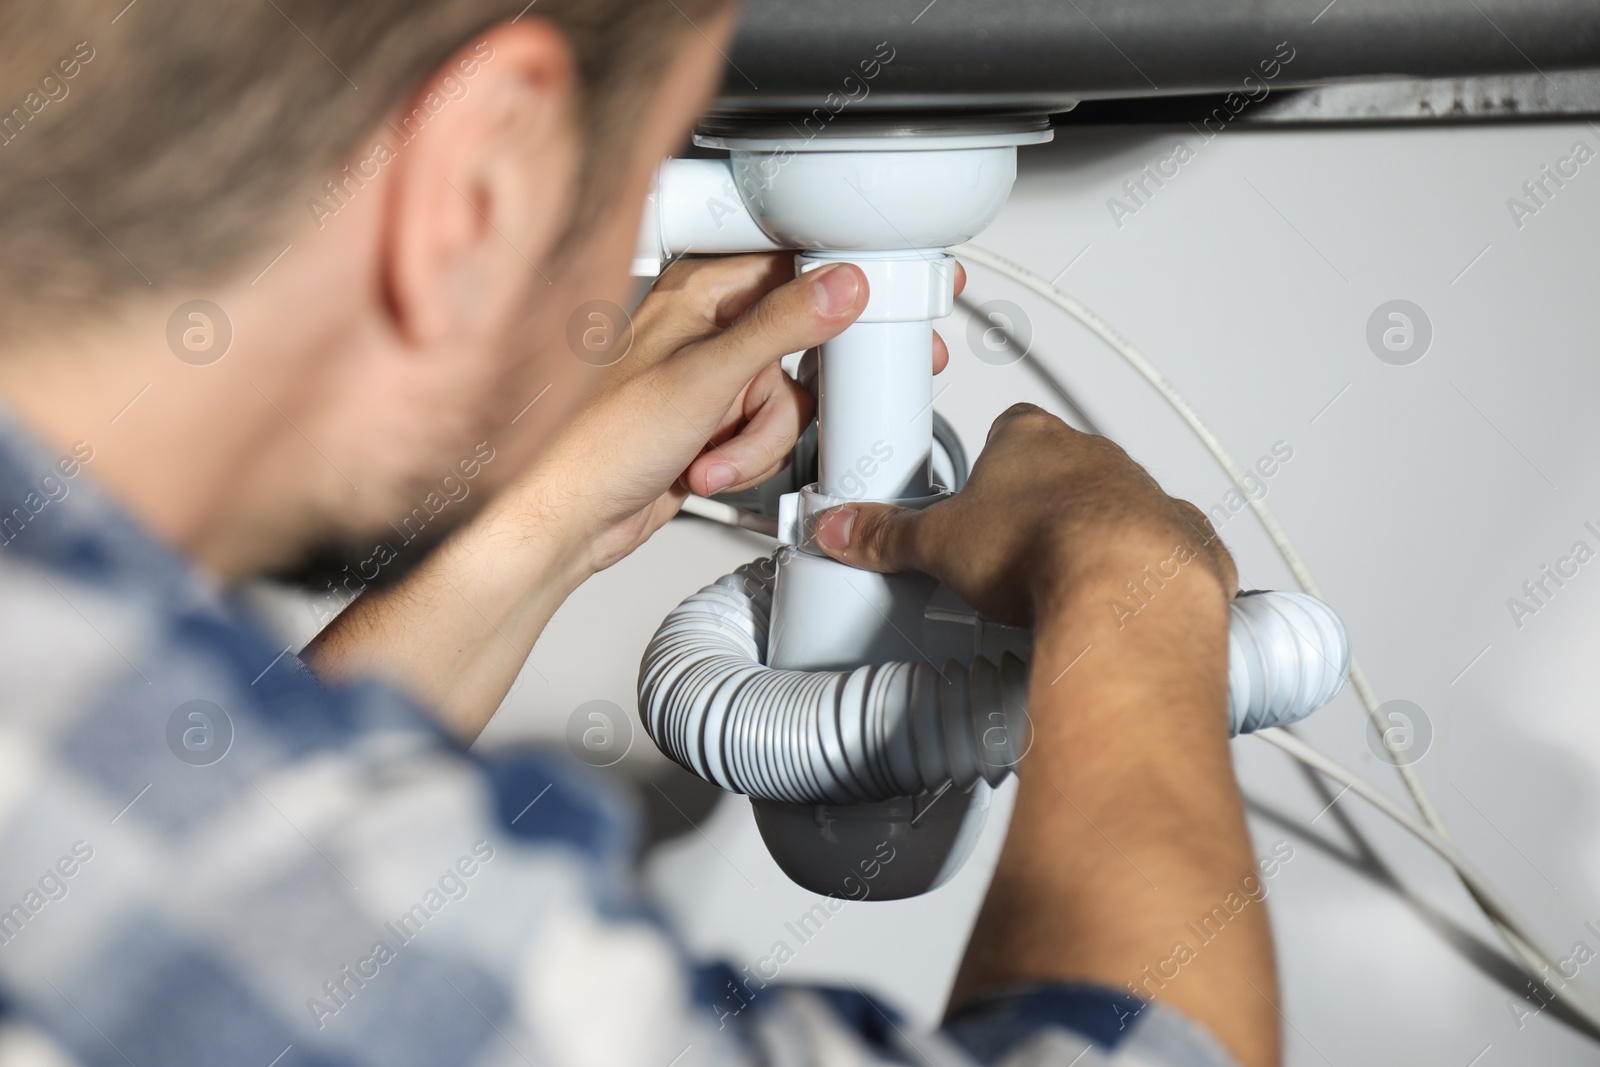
[0, 402, 1236, 1067]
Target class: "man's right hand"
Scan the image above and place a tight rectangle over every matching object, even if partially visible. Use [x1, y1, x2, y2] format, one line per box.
[812, 403, 1238, 626]
[819, 404, 1282, 1067]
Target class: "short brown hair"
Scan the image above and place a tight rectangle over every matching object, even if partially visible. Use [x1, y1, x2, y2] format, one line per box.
[0, 0, 727, 331]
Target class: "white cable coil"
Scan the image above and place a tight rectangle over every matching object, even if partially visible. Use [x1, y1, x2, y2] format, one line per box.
[639, 557, 1351, 805]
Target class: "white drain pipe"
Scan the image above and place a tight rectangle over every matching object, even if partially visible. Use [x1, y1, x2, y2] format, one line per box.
[634, 120, 1352, 898]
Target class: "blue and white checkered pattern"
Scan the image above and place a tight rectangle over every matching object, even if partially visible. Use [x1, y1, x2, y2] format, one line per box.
[0, 403, 1235, 1067]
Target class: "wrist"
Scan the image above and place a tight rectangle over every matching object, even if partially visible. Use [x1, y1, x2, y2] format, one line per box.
[1026, 537, 1235, 747]
[1038, 533, 1230, 624]
[476, 470, 598, 599]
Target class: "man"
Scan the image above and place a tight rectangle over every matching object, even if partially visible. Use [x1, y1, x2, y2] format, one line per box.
[0, 2, 1278, 1065]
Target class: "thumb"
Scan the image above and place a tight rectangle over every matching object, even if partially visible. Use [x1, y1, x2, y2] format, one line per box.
[691, 263, 867, 391]
[813, 503, 922, 574]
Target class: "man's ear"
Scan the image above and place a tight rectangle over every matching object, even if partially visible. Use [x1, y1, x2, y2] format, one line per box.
[380, 22, 580, 347]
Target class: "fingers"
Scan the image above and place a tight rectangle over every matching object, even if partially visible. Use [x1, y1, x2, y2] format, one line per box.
[652, 253, 948, 387]
[932, 261, 963, 374]
[646, 253, 795, 326]
[686, 366, 814, 496]
[650, 253, 960, 345]
[630, 254, 797, 358]
[813, 503, 923, 574]
[685, 263, 867, 394]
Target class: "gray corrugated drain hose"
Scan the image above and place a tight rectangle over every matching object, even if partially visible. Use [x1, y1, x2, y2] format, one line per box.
[638, 557, 1350, 806]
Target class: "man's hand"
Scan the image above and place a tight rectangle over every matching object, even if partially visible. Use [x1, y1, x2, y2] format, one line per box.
[305, 251, 962, 741]
[524, 253, 958, 576]
[812, 403, 1237, 625]
[817, 405, 1279, 1067]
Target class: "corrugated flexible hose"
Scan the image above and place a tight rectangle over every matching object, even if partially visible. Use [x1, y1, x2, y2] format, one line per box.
[638, 556, 1351, 805]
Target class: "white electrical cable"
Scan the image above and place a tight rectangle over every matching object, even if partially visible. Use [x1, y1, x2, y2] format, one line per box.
[1260, 726, 1587, 1017]
[954, 240, 1600, 1034]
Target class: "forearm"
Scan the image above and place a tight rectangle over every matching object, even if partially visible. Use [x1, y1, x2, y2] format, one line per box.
[950, 550, 1279, 1067]
[302, 486, 590, 742]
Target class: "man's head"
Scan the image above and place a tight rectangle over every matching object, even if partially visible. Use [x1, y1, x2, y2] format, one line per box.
[0, 0, 736, 576]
